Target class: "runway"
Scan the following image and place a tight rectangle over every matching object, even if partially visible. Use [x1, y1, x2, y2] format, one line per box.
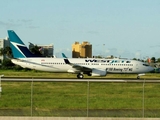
[1, 78, 160, 83]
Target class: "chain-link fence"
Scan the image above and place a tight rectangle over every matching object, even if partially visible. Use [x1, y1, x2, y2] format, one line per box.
[0, 80, 160, 117]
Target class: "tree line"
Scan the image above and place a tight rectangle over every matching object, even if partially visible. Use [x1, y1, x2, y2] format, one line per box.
[0, 46, 42, 69]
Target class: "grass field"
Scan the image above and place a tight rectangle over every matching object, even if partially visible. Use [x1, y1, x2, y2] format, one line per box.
[0, 70, 160, 117]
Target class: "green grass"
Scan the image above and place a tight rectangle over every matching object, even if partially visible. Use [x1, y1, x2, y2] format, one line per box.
[0, 70, 160, 117]
[0, 80, 160, 117]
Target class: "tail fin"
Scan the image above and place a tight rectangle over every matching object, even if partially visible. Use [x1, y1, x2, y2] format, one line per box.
[8, 30, 40, 58]
[62, 53, 67, 58]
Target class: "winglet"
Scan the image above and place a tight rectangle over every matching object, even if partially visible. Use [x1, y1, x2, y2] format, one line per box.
[62, 53, 67, 58]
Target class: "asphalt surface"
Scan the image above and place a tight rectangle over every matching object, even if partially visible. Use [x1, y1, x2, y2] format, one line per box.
[1, 78, 160, 83]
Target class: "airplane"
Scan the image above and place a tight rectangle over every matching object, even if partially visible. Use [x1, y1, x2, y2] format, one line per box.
[8, 30, 154, 79]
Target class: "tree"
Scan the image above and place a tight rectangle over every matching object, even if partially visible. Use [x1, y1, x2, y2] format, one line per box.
[0, 47, 13, 58]
[0, 47, 13, 64]
[4, 46, 12, 58]
[132, 58, 137, 60]
[30, 45, 42, 56]
[0, 46, 14, 68]
[157, 58, 160, 63]
[2, 59, 14, 67]
[151, 57, 156, 63]
[0, 48, 5, 56]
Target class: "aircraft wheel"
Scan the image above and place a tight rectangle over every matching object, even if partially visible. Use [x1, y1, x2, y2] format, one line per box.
[137, 76, 140, 79]
[77, 74, 84, 79]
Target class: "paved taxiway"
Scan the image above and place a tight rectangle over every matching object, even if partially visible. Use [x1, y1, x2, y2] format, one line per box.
[1, 78, 160, 83]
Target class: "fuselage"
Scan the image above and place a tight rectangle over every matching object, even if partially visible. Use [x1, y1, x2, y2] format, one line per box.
[8, 30, 154, 79]
[11, 57, 154, 74]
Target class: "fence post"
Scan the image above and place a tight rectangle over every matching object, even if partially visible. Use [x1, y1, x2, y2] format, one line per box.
[31, 77, 33, 116]
[142, 79, 145, 118]
[87, 80, 90, 117]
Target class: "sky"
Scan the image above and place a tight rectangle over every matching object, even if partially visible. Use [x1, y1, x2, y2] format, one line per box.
[0, 0, 160, 59]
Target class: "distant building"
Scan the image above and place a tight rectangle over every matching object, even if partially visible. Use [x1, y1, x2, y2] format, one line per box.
[72, 42, 81, 58]
[72, 41, 92, 58]
[0, 37, 10, 62]
[29, 42, 54, 57]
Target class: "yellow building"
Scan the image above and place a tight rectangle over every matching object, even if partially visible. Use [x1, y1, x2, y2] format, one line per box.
[72, 41, 92, 58]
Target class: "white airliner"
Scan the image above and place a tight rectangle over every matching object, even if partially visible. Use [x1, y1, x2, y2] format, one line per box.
[8, 30, 154, 79]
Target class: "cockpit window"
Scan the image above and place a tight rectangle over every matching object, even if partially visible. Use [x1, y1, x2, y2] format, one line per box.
[143, 64, 149, 66]
[126, 61, 131, 63]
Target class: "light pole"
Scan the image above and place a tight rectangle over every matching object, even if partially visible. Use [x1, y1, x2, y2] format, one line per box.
[0, 75, 4, 97]
[102, 44, 105, 58]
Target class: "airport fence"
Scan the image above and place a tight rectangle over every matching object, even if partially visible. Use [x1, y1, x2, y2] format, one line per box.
[0, 79, 160, 117]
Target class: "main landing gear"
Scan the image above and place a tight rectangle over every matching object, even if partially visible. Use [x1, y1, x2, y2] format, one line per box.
[77, 73, 84, 79]
[137, 73, 145, 79]
[137, 76, 140, 79]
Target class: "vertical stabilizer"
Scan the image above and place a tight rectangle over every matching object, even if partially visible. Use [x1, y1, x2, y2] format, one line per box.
[8, 30, 40, 58]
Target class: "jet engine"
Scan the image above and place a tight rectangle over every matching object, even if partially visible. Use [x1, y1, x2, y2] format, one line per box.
[89, 69, 107, 76]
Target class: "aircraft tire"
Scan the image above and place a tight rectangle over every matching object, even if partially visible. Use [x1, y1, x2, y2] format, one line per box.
[77, 74, 84, 79]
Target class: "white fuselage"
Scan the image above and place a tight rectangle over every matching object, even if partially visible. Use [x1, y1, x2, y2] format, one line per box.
[11, 57, 154, 74]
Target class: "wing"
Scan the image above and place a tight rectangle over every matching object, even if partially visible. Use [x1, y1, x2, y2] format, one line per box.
[64, 59, 91, 72]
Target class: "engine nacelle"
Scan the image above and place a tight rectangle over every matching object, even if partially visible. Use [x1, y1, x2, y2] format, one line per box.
[91, 69, 107, 76]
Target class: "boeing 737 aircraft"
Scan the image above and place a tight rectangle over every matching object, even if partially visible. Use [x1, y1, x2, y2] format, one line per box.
[8, 30, 154, 79]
